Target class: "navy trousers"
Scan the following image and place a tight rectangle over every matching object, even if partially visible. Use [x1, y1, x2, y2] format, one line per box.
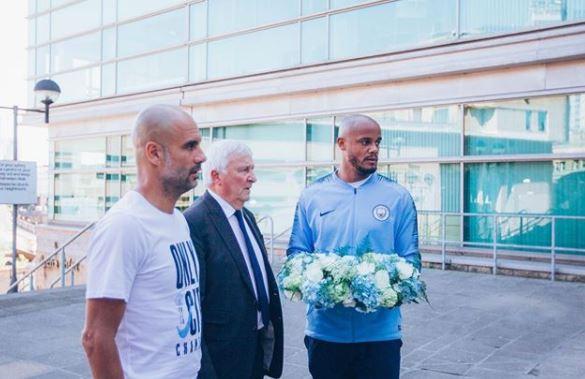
[304, 336, 402, 379]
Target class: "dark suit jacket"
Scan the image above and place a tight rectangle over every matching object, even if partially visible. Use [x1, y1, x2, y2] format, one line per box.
[184, 191, 284, 379]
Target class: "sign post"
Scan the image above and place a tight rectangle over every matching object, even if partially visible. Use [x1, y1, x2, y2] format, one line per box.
[1, 160, 37, 293]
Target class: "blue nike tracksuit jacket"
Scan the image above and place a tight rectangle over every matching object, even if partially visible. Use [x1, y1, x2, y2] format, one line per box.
[287, 171, 421, 343]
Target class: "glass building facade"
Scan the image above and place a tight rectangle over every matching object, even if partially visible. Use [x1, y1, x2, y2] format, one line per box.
[27, 0, 585, 258]
[27, 0, 585, 104]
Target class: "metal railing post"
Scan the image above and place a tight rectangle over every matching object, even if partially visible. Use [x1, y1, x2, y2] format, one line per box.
[71, 264, 75, 287]
[492, 215, 497, 275]
[551, 217, 556, 282]
[441, 213, 446, 270]
[60, 248, 66, 288]
[29, 275, 33, 292]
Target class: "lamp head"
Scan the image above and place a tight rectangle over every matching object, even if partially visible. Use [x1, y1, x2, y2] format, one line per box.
[34, 79, 61, 105]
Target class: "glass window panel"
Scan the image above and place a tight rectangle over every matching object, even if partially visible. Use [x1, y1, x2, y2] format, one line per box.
[51, 0, 101, 40]
[307, 117, 333, 161]
[390, 162, 461, 242]
[51, 32, 100, 72]
[121, 172, 137, 194]
[461, 0, 585, 37]
[208, 23, 299, 79]
[52, 0, 75, 7]
[28, 0, 36, 15]
[302, 17, 328, 64]
[190, 1, 207, 40]
[307, 166, 333, 184]
[54, 173, 105, 221]
[247, 167, 305, 234]
[370, 106, 461, 159]
[302, 0, 328, 15]
[36, 45, 51, 76]
[117, 48, 187, 94]
[212, 121, 305, 163]
[330, 0, 457, 60]
[54, 137, 105, 170]
[103, 0, 116, 25]
[330, 0, 369, 9]
[102, 27, 116, 61]
[101, 62, 116, 96]
[121, 135, 135, 167]
[189, 43, 207, 83]
[36, 13, 50, 45]
[465, 94, 585, 156]
[27, 81, 35, 107]
[118, 0, 181, 21]
[37, 0, 50, 13]
[106, 173, 121, 211]
[464, 160, 585, 252]
[118, 8, 186, 58]
[28, 49, 36, 76]
[106, 136, 121, 167]
[52, 66, 101, 102]
[28, 18, 36, 46]
[389, 163, 460, 212]
[209, 0, 300, 36]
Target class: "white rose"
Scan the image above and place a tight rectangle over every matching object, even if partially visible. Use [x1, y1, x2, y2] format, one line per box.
[396, 261, 414, 280]
[357, 262, 375, 276]
[318, 254, 337, 267]
[381, 287, 398, 307]
[305, 263, 324, 282]
[374, 270, 390, 289]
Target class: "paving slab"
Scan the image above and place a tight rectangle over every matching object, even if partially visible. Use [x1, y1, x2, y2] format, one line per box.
[1, 269, 584, 378]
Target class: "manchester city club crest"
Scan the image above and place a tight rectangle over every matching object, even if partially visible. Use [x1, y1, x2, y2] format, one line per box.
[372, 205, 390, 221]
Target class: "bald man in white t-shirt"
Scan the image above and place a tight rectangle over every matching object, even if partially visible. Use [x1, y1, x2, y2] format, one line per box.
[82, 104, 206, 379]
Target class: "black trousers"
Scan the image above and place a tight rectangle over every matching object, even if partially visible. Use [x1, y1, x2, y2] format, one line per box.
[304, 336, 402, 379]
[251, 329, 265, 379]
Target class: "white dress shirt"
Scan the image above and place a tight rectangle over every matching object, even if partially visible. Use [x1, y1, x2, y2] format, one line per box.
[208, 189, 270, 329]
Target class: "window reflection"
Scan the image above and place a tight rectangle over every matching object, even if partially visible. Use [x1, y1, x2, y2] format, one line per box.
[117, 0, 182, 21]
[117, 48, 188, 94]
[51, 32, 100, 72]
[460, 0, 585, 37]
[52, 66, 101, 103]
[118, 9, 186, 58]
[36, 14, 50, 45]
[208, 23, 299, 79]
[55, 138, 105, 170]
[372, 106, 461, 159]
[51, 0, 101, 40]
[307, 118, 333, 161]
[248, 168, 306, 234]
[54, 173, 104, 221]
[208, 0, 299, 36]
[330, 0, 457, 60]
[213, 121, 305, 163]
[121, 135, 135, 167]
[302, 18, 328, 64]
[465, 95, 585, 155]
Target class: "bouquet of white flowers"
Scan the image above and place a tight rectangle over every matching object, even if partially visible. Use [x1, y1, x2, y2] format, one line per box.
[277, 252, 427, 313]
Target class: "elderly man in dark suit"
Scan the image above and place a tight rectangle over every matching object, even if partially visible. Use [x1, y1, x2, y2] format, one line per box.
[183, 140, 283, 379]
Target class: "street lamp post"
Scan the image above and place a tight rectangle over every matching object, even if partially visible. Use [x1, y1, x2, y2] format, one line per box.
[1, 79, 60, 293]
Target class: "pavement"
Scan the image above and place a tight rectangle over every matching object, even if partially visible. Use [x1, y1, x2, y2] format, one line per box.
[0, 269, 584, 378]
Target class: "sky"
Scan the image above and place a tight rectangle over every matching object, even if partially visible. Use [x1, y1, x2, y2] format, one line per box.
[0, 1, 48, 165]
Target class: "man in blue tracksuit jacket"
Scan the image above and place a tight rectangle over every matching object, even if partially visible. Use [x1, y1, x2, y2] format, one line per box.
[287, 114, 421, 379]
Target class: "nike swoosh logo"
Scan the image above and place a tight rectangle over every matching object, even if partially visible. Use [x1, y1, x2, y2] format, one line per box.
[177, 310, 193, 338]
[319, 210, 335, 217]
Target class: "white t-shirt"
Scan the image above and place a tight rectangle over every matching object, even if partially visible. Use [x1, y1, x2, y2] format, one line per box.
[86, 191, 201, 379]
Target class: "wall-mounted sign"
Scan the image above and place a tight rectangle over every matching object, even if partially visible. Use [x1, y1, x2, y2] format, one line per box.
[0, 161, 37, 205]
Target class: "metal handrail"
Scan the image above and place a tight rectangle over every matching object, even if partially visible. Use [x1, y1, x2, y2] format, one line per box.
[49, 254, 87, 289]
[5, 221, 96, 293]
[417, 210, 585, 281]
